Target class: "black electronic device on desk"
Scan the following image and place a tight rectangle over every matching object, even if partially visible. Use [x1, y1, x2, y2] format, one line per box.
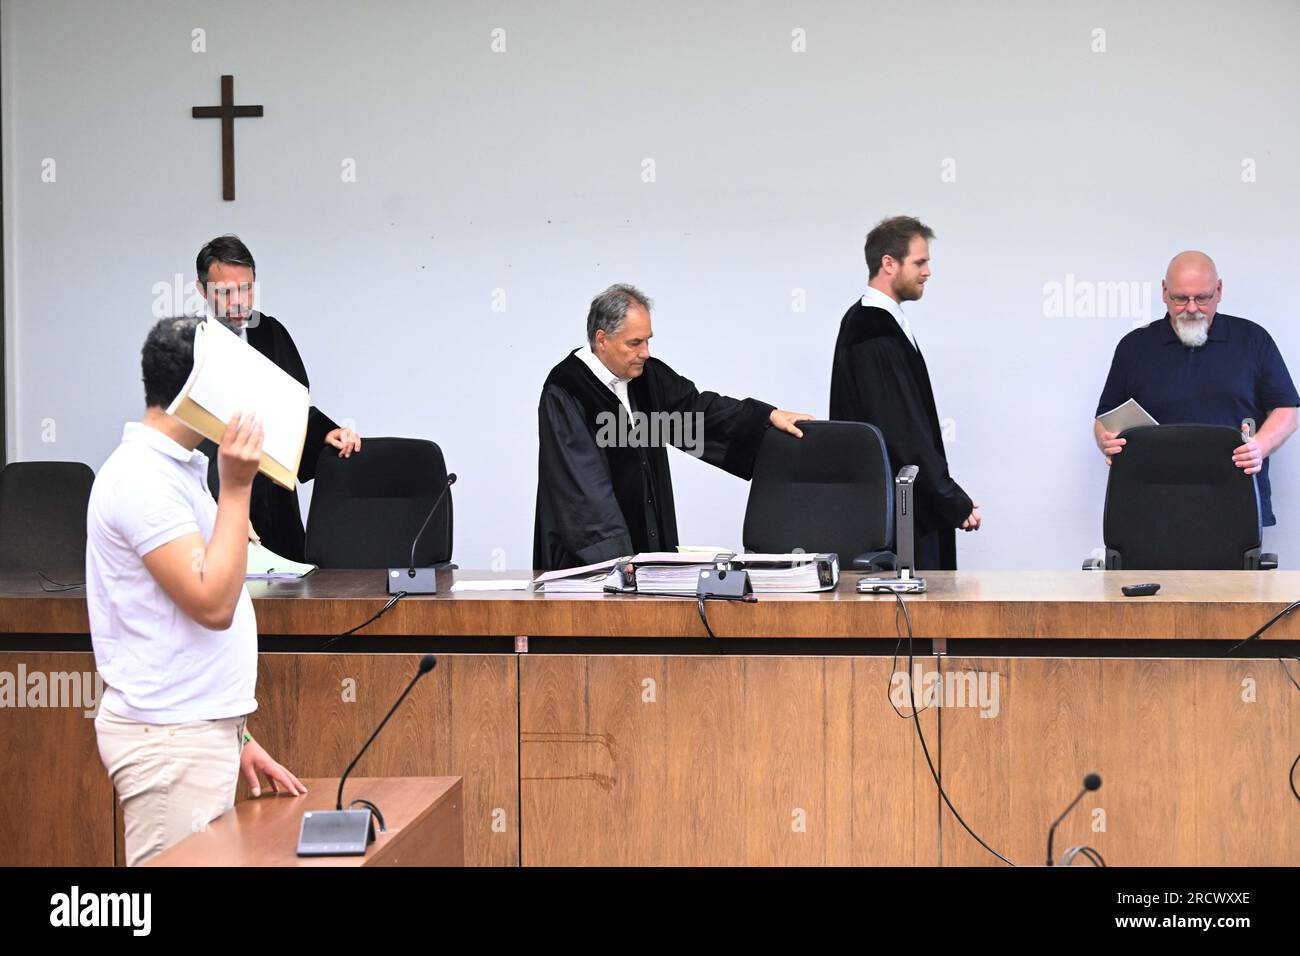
[858, 465, 927, 594]
[1121, 582, 1160, 597]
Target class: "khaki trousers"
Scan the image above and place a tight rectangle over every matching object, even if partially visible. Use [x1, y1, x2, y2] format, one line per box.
[95, 706, 247, 867]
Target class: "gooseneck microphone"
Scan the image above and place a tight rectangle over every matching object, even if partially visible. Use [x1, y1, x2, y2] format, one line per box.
[388, 473, 456, 594]
[409, 474, 456, 572]
[297, 655, 438, 857]
[336, 654, 437, 810]
[1046, 772, 1102, 866]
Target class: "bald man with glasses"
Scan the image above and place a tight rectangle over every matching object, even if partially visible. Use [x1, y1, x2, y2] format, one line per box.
[1094, 250, 1300, 527]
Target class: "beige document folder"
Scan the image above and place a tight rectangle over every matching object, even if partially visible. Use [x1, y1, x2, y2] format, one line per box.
[166, 319, 309, 490]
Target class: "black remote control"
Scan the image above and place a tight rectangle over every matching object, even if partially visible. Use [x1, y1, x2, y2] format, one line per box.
[1121, 583, 1161, 597]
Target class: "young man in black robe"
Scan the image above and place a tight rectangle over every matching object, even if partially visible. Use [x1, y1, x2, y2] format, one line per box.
[829, 216, 980, 571]
[534, 284, 813, 571]
[193, 235, 361, 561]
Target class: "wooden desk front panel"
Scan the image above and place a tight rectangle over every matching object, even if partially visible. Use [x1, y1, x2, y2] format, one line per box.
[0, 651, 116, 866]
[937, 657, 1300, 867]
[519, 654, 940, 866]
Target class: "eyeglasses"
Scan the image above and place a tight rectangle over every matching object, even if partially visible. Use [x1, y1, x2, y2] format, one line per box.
[1168, 292, 1216, 306]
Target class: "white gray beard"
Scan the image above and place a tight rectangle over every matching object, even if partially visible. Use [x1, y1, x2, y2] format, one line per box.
[1174, 312, 1209, 347]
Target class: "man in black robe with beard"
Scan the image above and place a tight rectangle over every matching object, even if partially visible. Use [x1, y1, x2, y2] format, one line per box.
[193, 235, 361, 561]
[534, 283, 813, 571]
[829, 216, 980, 570]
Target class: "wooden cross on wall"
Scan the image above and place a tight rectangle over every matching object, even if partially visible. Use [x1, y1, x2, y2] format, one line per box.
[192, 75, 263, 201]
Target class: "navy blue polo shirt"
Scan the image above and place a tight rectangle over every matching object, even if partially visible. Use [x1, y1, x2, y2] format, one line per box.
[1096, 312, 1300, 525]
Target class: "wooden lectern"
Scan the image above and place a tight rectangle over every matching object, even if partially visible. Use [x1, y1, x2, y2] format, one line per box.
[146, 777, 464, 867]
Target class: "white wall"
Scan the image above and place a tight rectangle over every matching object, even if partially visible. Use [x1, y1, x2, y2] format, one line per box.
[5, 0, 1299, 569]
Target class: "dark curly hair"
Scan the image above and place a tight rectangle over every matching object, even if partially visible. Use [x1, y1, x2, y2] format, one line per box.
[142, 317, 200, 408]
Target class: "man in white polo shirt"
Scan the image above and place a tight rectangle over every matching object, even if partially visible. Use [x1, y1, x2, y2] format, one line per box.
[88, 316, 306, 867]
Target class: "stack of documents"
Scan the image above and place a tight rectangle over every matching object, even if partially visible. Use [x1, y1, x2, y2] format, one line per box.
[531, 550, 838, 595]
[629, 551, 733, 595]
[733, 553, 839, 593]
[533, 557, 628, 593]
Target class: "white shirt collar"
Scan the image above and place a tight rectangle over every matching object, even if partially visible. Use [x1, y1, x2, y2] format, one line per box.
[122, 422, 209, 472]
[861, 286, 916, 348]
[576, 346, 632, 411]
[577, 346, 627, 388]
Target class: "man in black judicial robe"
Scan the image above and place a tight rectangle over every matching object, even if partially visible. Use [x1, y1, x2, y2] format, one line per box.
[829, 216, 980, 571]
[534, 284, 814, 571]
[193, 235, 361, 561]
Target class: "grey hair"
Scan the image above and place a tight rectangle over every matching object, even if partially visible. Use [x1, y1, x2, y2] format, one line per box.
[586, 283, 653, 345]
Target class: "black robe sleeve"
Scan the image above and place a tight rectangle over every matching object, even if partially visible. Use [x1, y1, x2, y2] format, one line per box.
[849, 338, 972, 528]
[653, 363, 775, 479]
[537, 385, 636, 565]
[265, 321, 339, 483]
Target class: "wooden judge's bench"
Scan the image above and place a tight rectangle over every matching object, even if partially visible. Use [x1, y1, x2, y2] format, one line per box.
[2, 568, 1297, 867]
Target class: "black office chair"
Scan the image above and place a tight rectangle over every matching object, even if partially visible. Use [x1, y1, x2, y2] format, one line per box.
[0, 461, 96, 573]
[304, 438, 453, 569]
[1084, 424, 1277, 571]
[742, 420, 896, 571]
